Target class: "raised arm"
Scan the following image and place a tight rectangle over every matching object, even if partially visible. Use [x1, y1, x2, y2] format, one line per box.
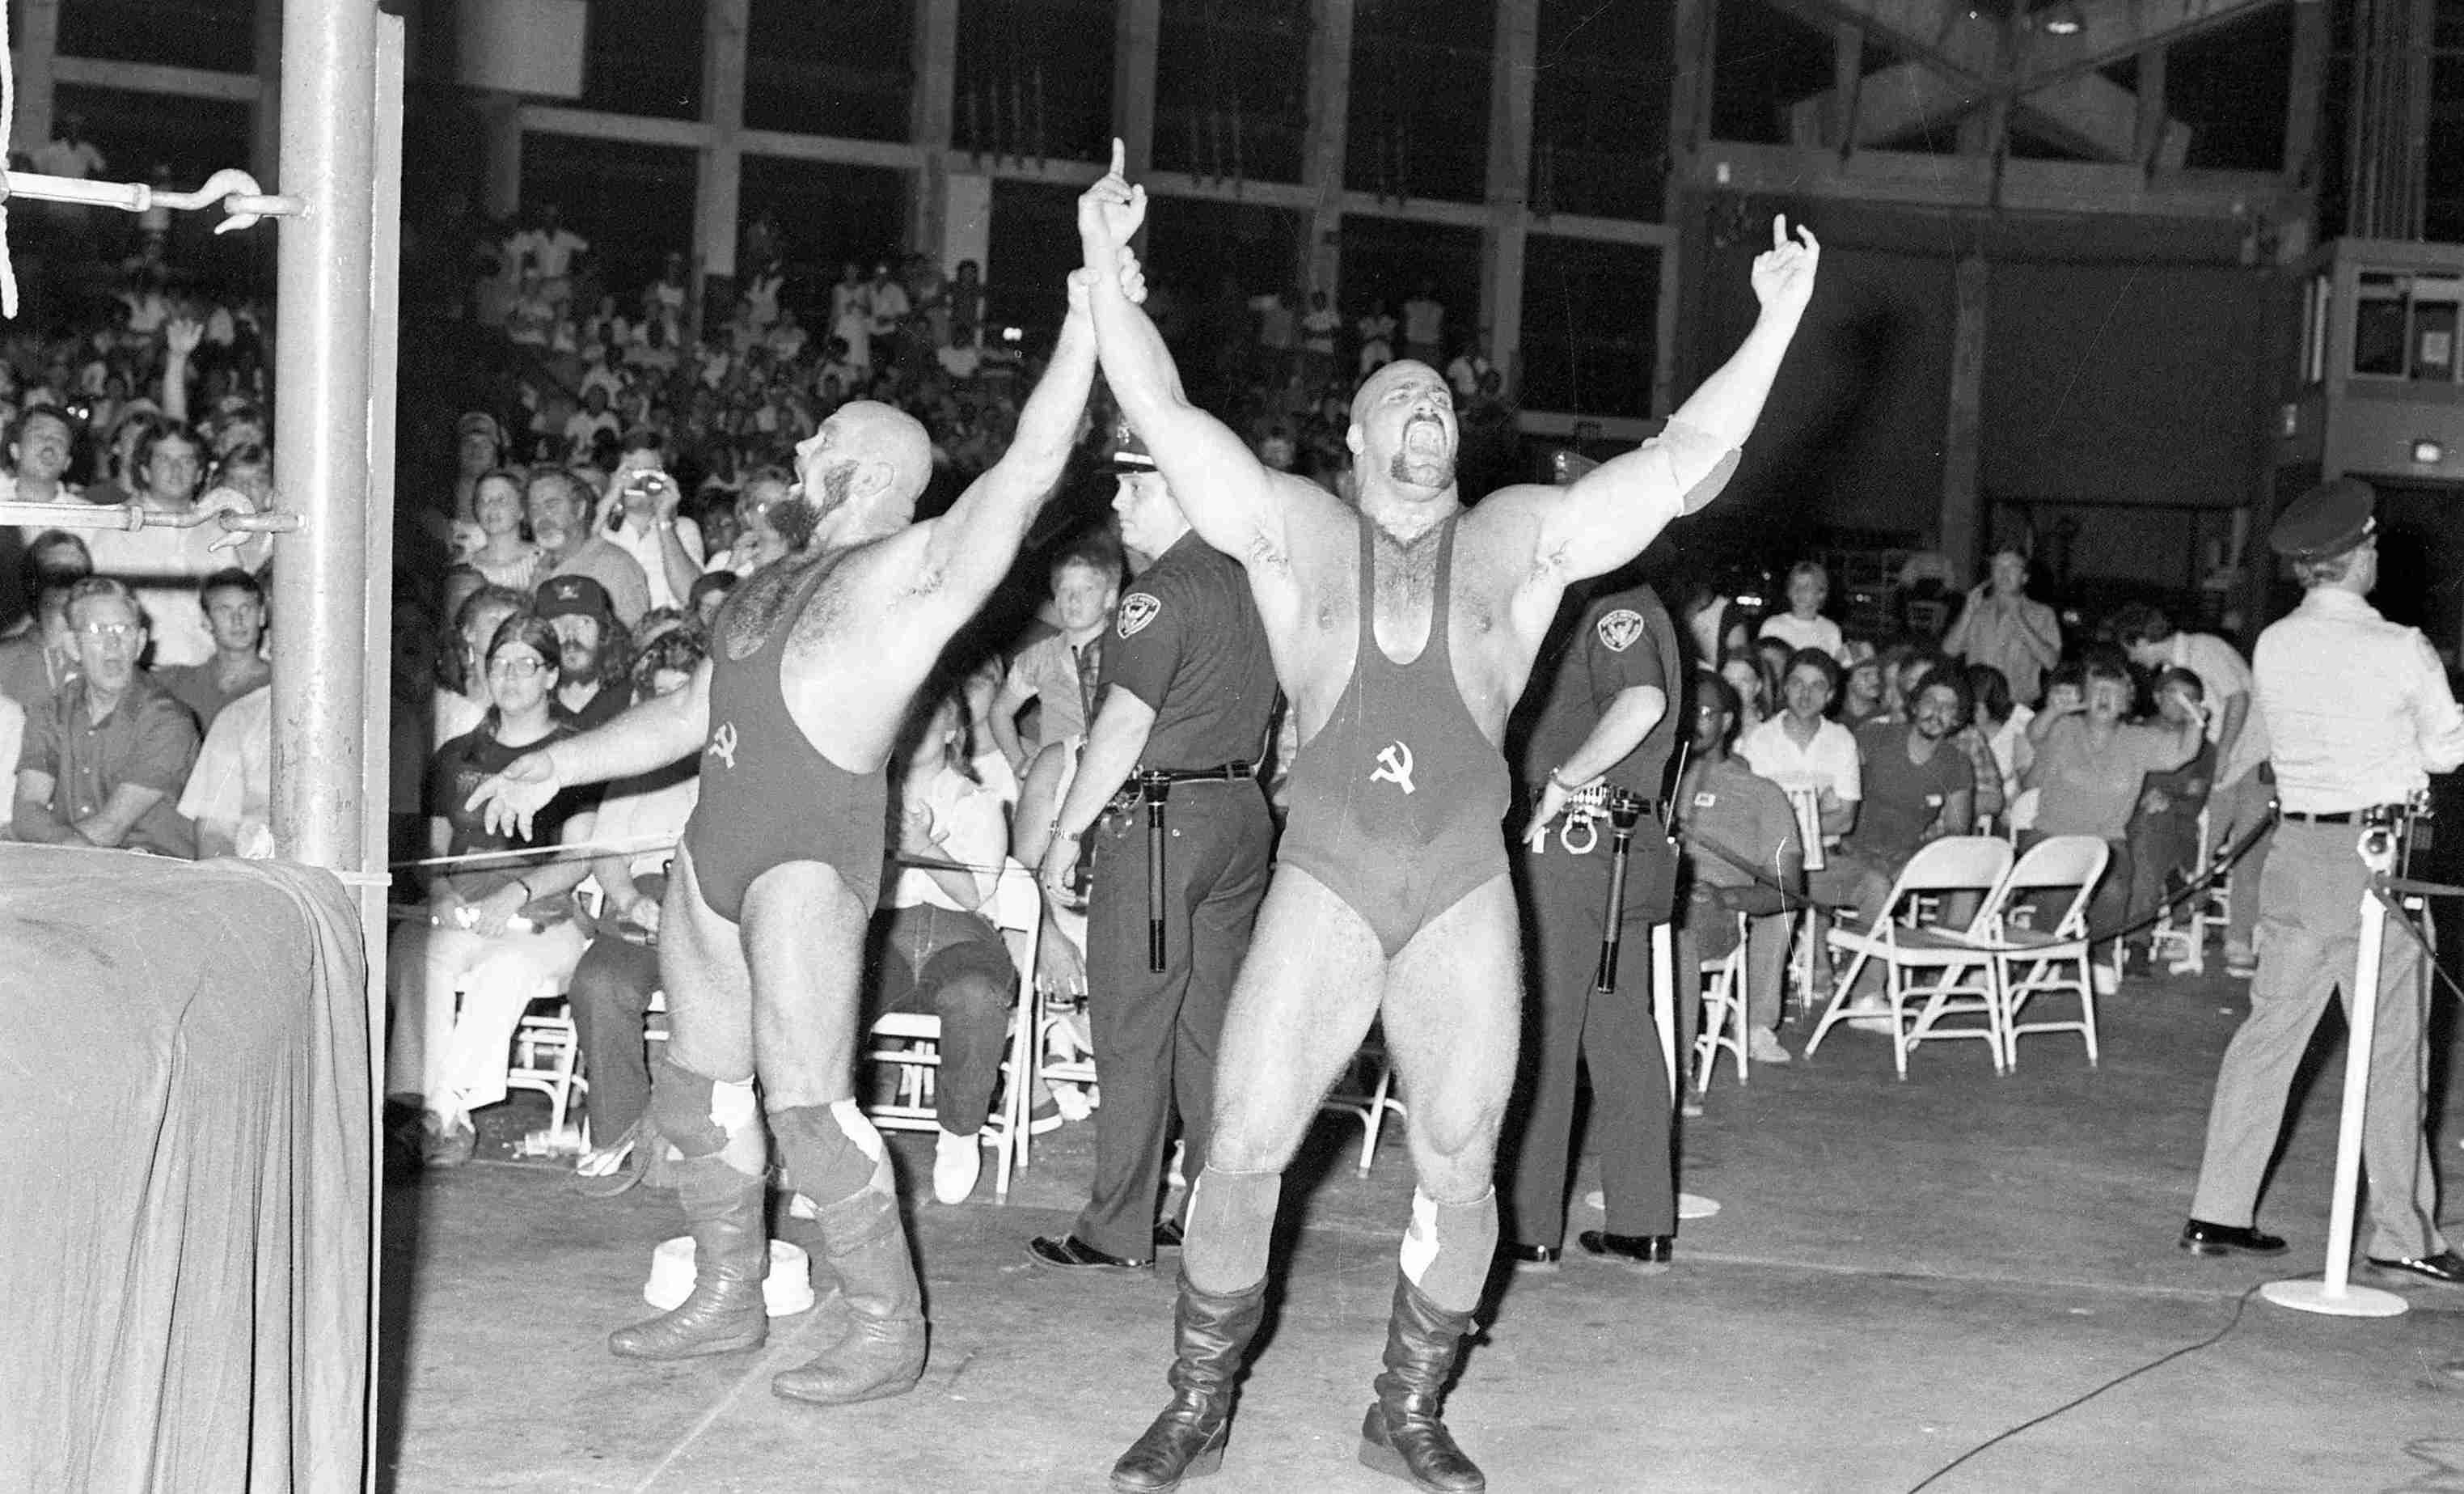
[922, 288, 1099, 598]
[1535, 218, 1819, 583]
[1078, 142, 1294, 565]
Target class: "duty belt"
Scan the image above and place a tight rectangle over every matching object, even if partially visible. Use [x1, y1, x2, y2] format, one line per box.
[1105, 761, 1259, 972]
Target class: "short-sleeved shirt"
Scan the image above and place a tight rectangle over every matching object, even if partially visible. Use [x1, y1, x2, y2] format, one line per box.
[1510, 581, 1681, 801]
[1676, 755, 1802, 891]
[18, 672, 201, 857]
[2164, 631, 2252, 744]
[178, 684, 272, 851]
[0, 632, 66, 713]
[1006, 629, 1101, 749]
[158, 657, 271, 734]
[1738, 715, 1862, 806]
[2257, 589, 2464, 811]
[1100, 531, 1278, 770]
[2026, 716, 2191, 841]
[425, 722, 594, 899]
[1847, 719, 1972, 866]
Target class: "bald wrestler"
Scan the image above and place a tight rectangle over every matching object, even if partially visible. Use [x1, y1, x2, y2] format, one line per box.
[467, 274, 1097, 1406]
[1074, 142, 1820, 1493]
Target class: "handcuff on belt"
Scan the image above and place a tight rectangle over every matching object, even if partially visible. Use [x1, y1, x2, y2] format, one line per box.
[1522, 781, 1656, 856]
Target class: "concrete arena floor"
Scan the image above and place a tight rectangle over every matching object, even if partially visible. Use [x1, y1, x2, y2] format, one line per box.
[379, 969, 2463, 1494]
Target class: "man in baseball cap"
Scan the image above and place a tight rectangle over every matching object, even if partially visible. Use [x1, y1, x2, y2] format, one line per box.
[535, 573, 632, 730]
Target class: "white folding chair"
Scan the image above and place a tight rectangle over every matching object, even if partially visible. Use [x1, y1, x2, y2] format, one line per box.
[860, 861, 1045, 1202]
[2149, 806, 2227, 976]
[1978, 836, 2110, 1069]
[1321, 1030, 1407, 1176]
[1693, 914, 1752, 1093]
[508, 1000, 590, 1153]
[1804, 836, 2014, 1077]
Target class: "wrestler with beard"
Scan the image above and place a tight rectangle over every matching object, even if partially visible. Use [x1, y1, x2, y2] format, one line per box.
[467, 273, 1101, 1407]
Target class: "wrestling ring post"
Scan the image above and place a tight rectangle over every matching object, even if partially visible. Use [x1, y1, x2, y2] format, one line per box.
[2259, 825, 2410, 1319]
[267, 0, 398, 1482]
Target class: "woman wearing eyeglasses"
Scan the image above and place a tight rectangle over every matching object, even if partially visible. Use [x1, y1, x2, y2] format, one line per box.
[387, 612, 599, 1169]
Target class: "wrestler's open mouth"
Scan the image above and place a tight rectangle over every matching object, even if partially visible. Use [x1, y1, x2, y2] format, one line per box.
[1405, 415, 1446, 446]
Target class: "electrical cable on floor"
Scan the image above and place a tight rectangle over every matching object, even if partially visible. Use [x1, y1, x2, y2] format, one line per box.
[1902, 1283, 2264, 1492]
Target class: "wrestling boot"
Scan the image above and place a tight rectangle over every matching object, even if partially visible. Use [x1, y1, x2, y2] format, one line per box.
[608, 1153, 770, 1360]
[771, 1182, 928, 1404]
[1356, 1274, 1486, 1493]
[1110, 1276, 1269, 1493]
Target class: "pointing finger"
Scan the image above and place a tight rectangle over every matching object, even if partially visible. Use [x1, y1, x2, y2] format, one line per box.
[1111, 138, 1126, 176]
[1773, 214, 1788, 251]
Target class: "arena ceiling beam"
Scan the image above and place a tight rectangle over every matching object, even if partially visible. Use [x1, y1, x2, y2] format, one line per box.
[1690, 138, 2292, 219]
[1786, 59, 2191, 167]
[2012, 0, 2287, 89]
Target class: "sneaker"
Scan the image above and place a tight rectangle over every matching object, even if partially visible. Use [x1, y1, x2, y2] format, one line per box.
[932, 1127, 983, 1204]
[1746, 1029, 1792, 1064]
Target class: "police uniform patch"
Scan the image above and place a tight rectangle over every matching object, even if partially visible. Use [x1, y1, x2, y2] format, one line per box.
[1118, 592, 1162, 637]
[1596, 608, 1646, 653]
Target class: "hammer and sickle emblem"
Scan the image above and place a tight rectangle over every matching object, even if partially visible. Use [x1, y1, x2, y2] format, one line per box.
[706, 720, 740, 772]
[1371, 739, 1417, 795]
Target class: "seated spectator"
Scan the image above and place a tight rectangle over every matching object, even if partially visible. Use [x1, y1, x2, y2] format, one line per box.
[465, 470, 542, 592]
[876, 691, 1020, 1205]
[1812, 669, 1976, 936]
[563, 386, 621, 462]
[1758, 561, 1849, 662]
[565, 626, 708, 1184]
[11, 577, 201, 856]
[1839, 650, 1887, 728]
[1676, 676, 1804, 1067]
[1738, 648, 1861, 850]
[0, 405, 84, 506]
[178, 679, 273, 858]
[1718, 647, 1774, 734]
[434, 583, 529, 747]
[603, 435, 704, 613]
[157, 567, 271, 731]
[0, 572, 82, 712]
[85, 417, 271, 669]
[687, 570, 736, 628]
[1904, 651, 2005, 828]
[387, 612, 598, 1168]
[2023, 655, 2203, 987]
[2124, 668, 2217, 954]
[2113, 601, 2253, 765]
[1969, 662, 2033, 807]
[526, 467, 651, 628]
[989, 544, 1118, 778]
[535, 573, 634, 732]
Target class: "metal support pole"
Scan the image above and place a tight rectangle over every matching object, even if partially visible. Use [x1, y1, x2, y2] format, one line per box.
[2262, 828, 2408, 1318]
[269, 0, 375, 874]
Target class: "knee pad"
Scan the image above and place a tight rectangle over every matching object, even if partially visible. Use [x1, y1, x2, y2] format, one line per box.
[1399, 1187, 1496, 1314]
[1181, 1166, 1281, 1296]
[646, 1056, 754, 1159]
[769, 1098, 891, 1208]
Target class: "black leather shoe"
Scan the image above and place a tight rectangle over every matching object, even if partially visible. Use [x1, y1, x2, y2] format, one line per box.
[2179, 1219, 2289, 1257]
[1155, 1219, 1185, 1251]
[1578, 1231, 1673, 1270]
[1501, 1242, 1559, 1266]
[1029, 1234, 1150, 1270]
[2365, 1249, 2464, 1286]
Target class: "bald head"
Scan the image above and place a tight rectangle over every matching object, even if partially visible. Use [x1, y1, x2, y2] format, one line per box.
[829, 400, 934, 497]
[1350, 359, 1446, 432]
[793, 400, 935, 533]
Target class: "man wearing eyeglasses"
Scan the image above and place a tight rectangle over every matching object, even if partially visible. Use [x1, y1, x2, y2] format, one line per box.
[11, 577, 200, 857]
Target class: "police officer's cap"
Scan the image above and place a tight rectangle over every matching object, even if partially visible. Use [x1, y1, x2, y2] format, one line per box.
[2268, 476, 2377, 561]
[1103, 411, 1159, 475]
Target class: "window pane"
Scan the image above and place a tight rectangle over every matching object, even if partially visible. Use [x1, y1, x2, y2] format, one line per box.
[59, 0, 254, 74]
[984, 180, 1084, 337]
[1338, 215, 1483, 360]
[1347, 0, 1494, 202]
[954, 0, 1114, 162]
[737, 155, 912, 327]
[1531, 0, 1671, 221]
[1519, 236, 1659, 417]
[1153, 0, 1309, 184]
[49, 85, 260, 287]
[518, 135, 698, 302]
[746, 0, 913, 139]
[2352, 274, 2407, 377]
[576, 0, 704, 121]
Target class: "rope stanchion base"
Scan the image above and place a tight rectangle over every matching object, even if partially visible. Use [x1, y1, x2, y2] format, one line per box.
[2257, 1277, 2407, 1318]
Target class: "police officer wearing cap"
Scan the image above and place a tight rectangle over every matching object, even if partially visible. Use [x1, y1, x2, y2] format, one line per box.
[1029, 421, 1280, 1271]
[2182, 477, 2464, 1286]
[1500, 572, 1684, 1268]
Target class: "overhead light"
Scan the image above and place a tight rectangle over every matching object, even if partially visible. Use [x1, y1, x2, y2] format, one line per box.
[2042, 2, 2084, 33]
[2412, 438, 2445, 465]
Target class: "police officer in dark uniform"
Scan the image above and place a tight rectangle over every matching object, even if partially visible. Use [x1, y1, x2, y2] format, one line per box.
[1029, 425, 1280, 1270]
[1501, 572, 1686, 1268]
